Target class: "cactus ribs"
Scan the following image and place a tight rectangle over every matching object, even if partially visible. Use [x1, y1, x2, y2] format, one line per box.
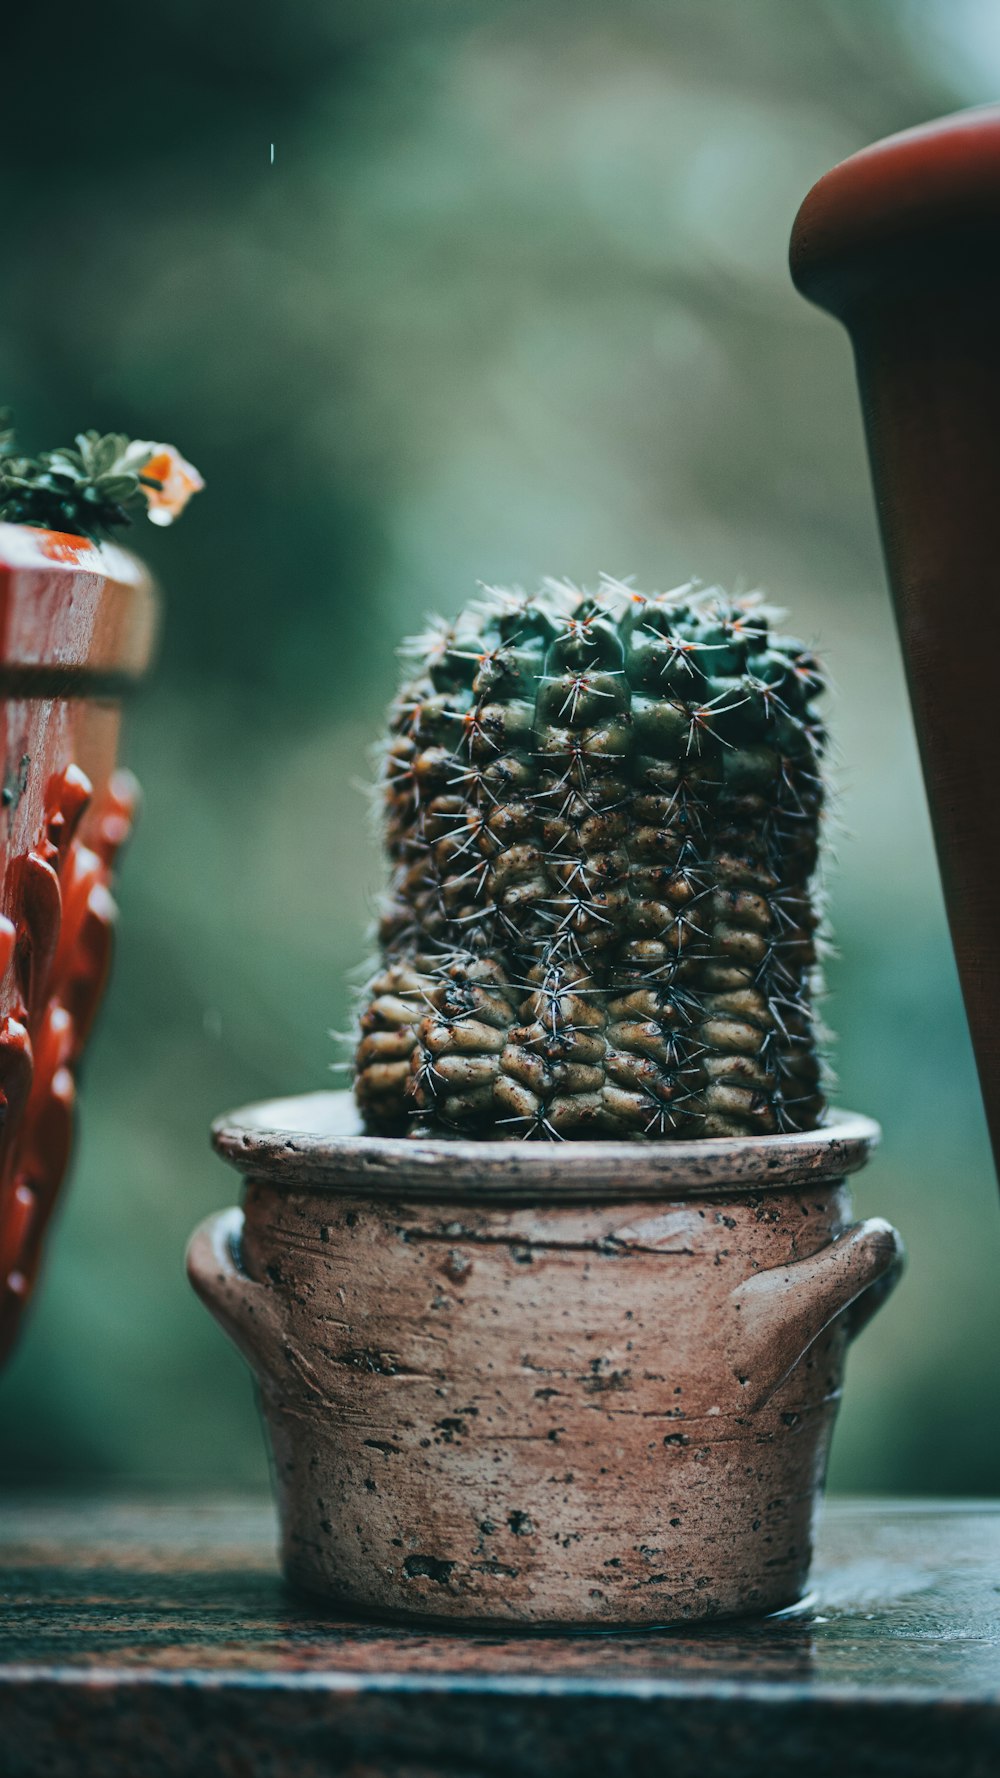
[355, 579, 827, 1141]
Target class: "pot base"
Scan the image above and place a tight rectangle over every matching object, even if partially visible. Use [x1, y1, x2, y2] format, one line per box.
[280, 1563, 807, 1633]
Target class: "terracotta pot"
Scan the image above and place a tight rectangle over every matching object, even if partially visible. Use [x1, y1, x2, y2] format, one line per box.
[0, 523, 156, 1365]
[190, 1091, 901, 1628]
[790, 107, 1000, 1177]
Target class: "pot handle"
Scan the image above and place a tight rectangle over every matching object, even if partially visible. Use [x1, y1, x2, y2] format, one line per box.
[186, 1206, 285, 1379]
[730, 1217, 904, 1412]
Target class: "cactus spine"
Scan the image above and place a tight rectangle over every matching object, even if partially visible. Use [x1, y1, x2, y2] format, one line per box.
[355, 578, 827, 1141]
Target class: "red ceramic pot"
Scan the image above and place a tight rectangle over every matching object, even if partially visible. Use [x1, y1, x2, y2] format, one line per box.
[791, 106, 1000, 1175]
[0, 522, 156, 1365]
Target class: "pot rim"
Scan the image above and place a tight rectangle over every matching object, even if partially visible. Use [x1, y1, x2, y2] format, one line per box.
[0, 521, 156, 689]
[211, 1090, 880, 1201]
[791, 103, 1000, 319]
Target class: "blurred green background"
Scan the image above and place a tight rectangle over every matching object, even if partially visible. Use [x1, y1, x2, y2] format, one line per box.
[2, 0, 999, 1497]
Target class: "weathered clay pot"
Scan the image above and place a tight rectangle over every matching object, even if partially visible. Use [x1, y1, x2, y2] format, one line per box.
[190, 1091, 901, 1628]
[0, 524, 156, 1365]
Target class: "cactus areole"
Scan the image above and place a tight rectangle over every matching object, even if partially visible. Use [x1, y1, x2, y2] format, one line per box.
[355, 579, 828, 1142]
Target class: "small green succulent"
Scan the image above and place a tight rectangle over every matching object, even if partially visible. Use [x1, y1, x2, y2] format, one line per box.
[0, 414, 202, 544]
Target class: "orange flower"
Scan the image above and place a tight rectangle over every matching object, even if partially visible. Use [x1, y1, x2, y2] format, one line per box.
[128, 442, 204, 526]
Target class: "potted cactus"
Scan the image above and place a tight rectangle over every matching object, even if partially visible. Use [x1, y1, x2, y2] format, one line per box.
[191, 577, 901, 1628]
[0, 418, 201, 1366]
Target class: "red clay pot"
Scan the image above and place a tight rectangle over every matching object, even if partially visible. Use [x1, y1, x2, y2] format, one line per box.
[791, 106, 1000, 1176]
[0, 522, 156, 1365]
[190, 1092, 901, 1628]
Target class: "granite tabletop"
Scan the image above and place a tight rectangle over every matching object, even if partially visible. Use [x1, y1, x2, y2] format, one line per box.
[2, 1495, 998, 1776]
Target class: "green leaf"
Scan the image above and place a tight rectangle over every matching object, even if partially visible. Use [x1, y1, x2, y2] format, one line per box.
[97, 474, 139, 500]
[0, 407, 199, 541]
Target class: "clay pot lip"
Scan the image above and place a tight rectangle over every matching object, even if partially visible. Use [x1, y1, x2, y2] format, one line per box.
[791, 103, 1000, 317]
[211, 1089, 880, 1201]
[0, 520, 148, 584]
[0, 521, 157, 685]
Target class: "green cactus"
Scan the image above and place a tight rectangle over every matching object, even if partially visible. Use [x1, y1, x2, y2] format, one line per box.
[355, 578, 828, 1141]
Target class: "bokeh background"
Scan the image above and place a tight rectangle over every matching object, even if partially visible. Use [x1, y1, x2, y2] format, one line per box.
[2, 0, 999, 1496]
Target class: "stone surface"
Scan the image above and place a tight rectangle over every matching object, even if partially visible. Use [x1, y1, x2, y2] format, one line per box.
[1, 1497, 999, 1776]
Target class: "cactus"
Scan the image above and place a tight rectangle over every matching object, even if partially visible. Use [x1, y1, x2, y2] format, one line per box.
[355, 578, 828, 1141]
